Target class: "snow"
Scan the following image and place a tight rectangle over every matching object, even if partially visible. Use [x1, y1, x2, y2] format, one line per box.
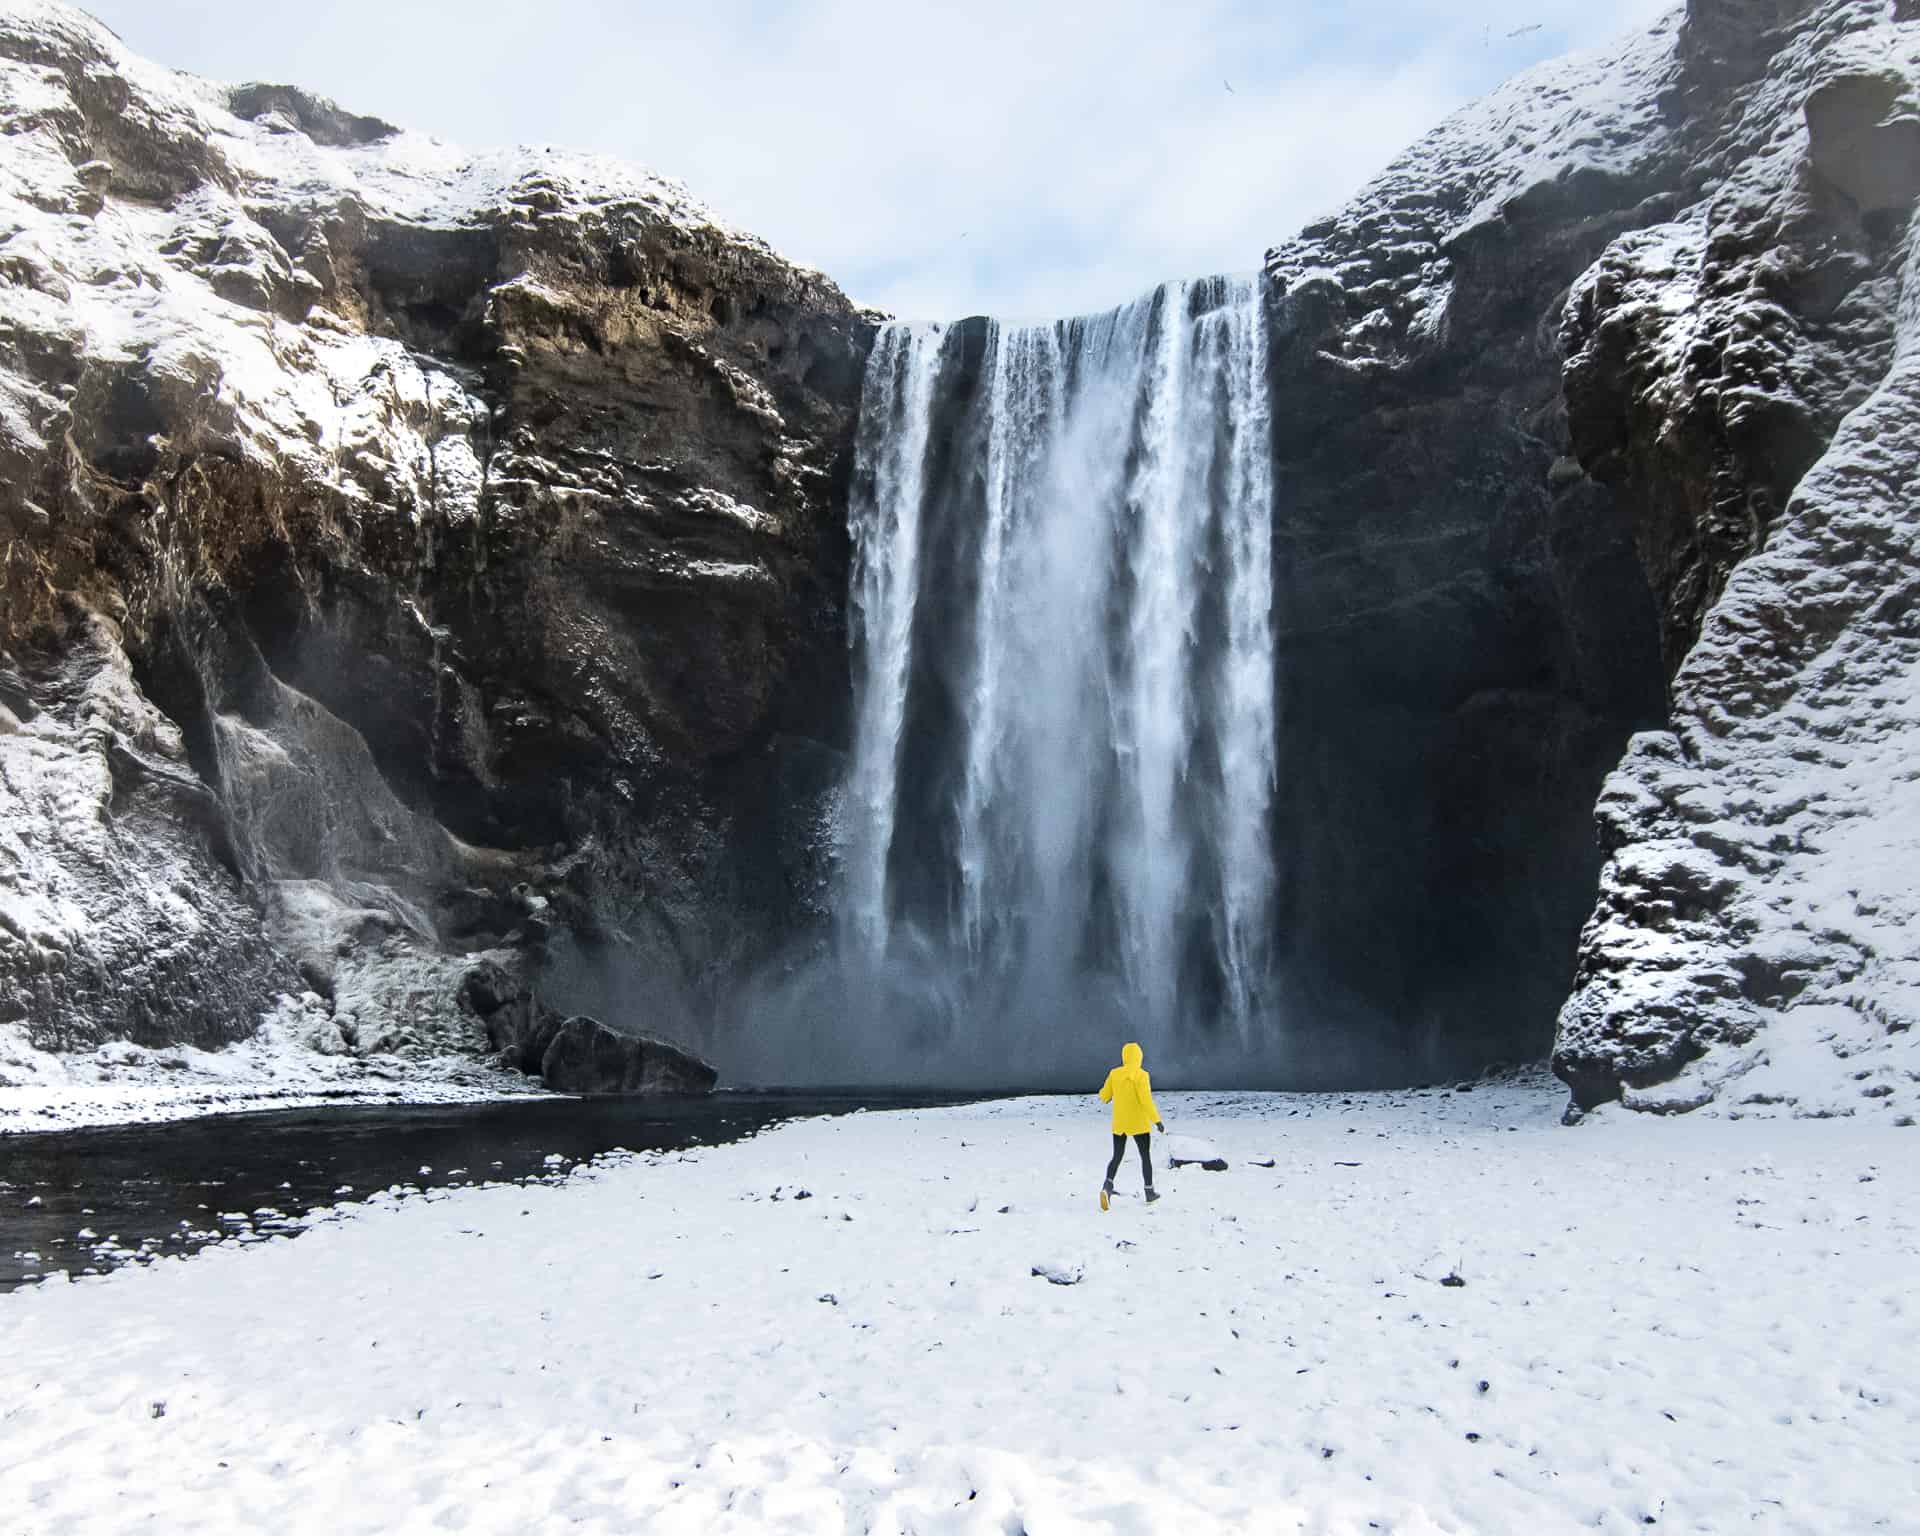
[0, 1004, 549, 1135]
[3, 1080, 1915, 1532]
[1266, 9, 1686, 345]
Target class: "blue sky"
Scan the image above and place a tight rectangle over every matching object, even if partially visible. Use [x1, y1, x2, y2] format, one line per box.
[83, 0, 1675, 321]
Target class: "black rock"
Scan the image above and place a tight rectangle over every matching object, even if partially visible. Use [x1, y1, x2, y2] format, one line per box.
[535, 1015, 717, 1096]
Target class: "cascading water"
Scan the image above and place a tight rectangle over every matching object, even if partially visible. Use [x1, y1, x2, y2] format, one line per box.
[733, 276, 1278, 1086]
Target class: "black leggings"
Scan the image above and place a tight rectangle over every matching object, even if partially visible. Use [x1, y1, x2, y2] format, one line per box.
[1105, 1132, 1153, 1187]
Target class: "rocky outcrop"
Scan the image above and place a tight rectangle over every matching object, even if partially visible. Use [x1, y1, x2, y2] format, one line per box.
[0, 612, 299, 1051]
[1255, 0, 1920, 1118]
[1552, 0, 1920, 1119]
[0, 1, 870, 1089]
[458, 961, 715, 1093]
[1258, 16, 1682, 1074]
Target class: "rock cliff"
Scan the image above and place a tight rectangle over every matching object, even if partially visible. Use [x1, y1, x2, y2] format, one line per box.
[1262, 0, 1920, 1119]
[1259, 13, 1681, 1075]
[0, 0, 870, 1099]
[1553, 0, 1920, 1120]
[5, 0, 1915, 1118]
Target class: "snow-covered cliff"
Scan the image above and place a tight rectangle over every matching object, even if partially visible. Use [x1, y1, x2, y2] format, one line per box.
[5, 0, 1914, 1121]
[1255, 15, 1684, 1072]
[0, 0, 869, 1115]
[1260, 0, 1919, 1120]
[1555, 4, 1920, 1121]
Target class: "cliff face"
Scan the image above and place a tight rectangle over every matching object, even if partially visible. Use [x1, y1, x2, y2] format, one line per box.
[1553, 0, 1920, 1119]
[1260, 0, 1920, 1120]
[1258, 16, 1682, 1074]
[0, 1, 870, 1085]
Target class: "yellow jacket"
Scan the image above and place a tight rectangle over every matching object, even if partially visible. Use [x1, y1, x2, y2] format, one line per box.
[1098, 1043, 1160, 1136]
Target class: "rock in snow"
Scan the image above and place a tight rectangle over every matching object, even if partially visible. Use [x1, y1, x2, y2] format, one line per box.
[1164, 1136, 1230, 1171]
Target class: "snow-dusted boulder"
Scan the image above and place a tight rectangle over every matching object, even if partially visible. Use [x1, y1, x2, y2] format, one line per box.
[531, 1015, 717, 1096]
[1164, 1136, 1229, 1171]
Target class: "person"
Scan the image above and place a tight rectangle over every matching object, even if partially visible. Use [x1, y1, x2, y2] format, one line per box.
[1097, 1041, 1165, 1210]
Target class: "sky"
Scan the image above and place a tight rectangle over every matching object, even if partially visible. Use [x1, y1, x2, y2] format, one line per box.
[80, 0, 1676, 322]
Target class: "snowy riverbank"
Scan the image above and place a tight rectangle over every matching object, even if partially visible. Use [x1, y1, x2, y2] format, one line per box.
[3, 1077, 1915, 1532]
[0, 1016, 550, 1135]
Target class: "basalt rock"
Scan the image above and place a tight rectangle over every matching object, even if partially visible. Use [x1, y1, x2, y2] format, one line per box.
[1259, 12, 1683, 1075]
[1261, 0, 1920, 1117]
[0, 2, 872, 1084]
[1551, 0, 1920, 1118]
[535, 1015, 718, 1096]
[459, 965, 713, 1093]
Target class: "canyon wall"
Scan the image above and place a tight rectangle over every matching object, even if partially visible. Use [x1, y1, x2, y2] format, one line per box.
[1259, 0, 1919, 1118]
[0, 0, 870, 1086]
[1553, 0, 1920, 1119]
[1258, 13, 1685, 1075]
[4, 0, 1915, 1116]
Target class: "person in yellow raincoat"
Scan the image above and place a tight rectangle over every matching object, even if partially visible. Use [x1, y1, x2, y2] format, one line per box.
[1097, 1042, 1164, 1210]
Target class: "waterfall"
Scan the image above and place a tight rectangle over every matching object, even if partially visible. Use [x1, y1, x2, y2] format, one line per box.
[843, 323, 948, 954]
[752, 275, 1277, 1085]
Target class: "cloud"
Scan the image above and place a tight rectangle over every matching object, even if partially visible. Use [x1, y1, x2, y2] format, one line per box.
[85, 0, 1681, 321]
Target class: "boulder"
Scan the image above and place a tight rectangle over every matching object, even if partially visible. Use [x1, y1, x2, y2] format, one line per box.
[536, 1015, 717, 1096]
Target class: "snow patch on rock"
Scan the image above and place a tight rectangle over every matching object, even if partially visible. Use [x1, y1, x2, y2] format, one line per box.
[1265, 10, 1685, 352]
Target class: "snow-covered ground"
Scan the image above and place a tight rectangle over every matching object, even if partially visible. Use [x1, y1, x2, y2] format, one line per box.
[3, 1077, 1914, 1533]
[0, 1012, 549, 1135]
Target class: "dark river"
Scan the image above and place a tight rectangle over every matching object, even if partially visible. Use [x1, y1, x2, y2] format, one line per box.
[0, 1091, 972, 1293]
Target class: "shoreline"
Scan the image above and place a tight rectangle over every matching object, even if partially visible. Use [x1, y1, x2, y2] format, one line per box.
[0, 1073, 558, 1137]
[1, 1025, 1567, 1137]
[0, 1018, 555, 1137]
